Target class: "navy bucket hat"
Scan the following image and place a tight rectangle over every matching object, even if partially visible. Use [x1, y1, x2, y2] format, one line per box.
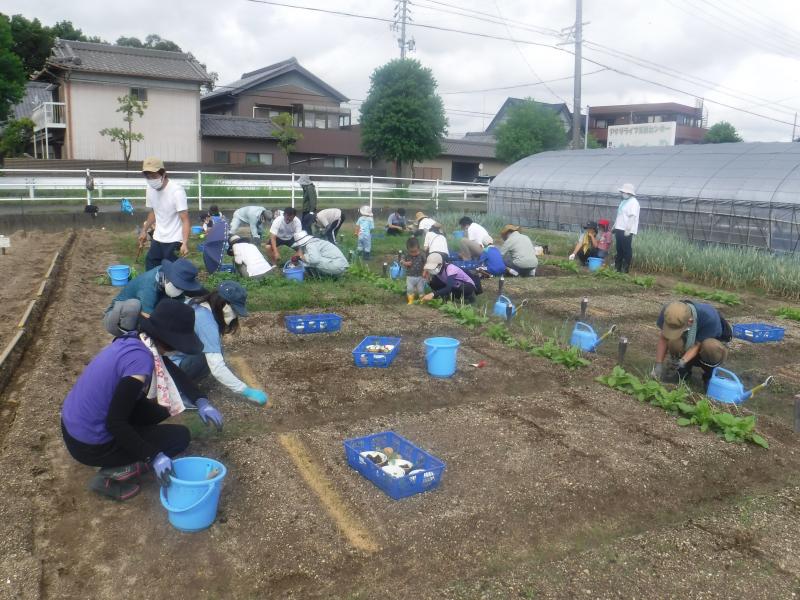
[161, 259, 203, 292]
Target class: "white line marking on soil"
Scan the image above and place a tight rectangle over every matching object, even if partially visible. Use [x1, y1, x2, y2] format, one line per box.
[17, 300, 37, 329]
[278, 433, 378, 553]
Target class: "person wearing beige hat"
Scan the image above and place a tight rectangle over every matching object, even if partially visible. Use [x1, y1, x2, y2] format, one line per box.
[652, 300, 732, 388]
[138, 157, 190, 270]
[420, 253, 478, 304]
[414, 211, 439, 234]
[499, 224, 538, 276]
[613, 182, 640, 273]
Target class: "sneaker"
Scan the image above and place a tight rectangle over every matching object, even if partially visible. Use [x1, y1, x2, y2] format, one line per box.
[97, 462, 149, 482]
[89, 474, 141, 501]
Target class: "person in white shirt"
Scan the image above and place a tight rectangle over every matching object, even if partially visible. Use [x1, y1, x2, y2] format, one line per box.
[613, 182, 641, 273]
[315, 208, 345, 244]
[457, 216, 492, 259]
[268, 206, 302, 264]
[228, 235, 274, 279]
[423, 228, 449, 262]
[414, 211, 440, 234]
[138, 157, 190, 270]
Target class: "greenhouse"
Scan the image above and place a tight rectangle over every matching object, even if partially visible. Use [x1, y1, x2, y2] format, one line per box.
[488, 142, 800, 252]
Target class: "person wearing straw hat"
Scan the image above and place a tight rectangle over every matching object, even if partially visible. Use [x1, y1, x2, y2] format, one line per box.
[61, 299, 223, 502]
[173, 282, 269, 406]
[291, 230, 349, 277]
[420, 253, 478, 304]
[499, 224, 538, 276]
[652, 300, 732, 387]
[356, 205, 375, 260]
[415, 211, 440, 234]
[139, 157, 191, 271]
[298, 175, 318, 232]
[229, 206, 272, 241]
[613, 183, 640, 273]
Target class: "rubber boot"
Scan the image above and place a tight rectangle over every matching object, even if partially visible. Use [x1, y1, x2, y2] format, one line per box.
[364, 251, 371, 261]
[407, 294, 415, 305]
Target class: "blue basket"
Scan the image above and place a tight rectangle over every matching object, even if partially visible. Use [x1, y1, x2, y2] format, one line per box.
[343, 431, 445, 500]
[217, 264, 235, 273]
[284, 313, 342, 334]
[352, 336, 401, 368]
[733, 323, 785, 343]
[451, 259, 480, 271]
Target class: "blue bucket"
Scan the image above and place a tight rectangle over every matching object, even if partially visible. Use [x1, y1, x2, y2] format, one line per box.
[107, 264, 130, 286]
[424, 337, 460, 378]
[452, 230, 465, 240]
[587, 257, 603, 272]
[191, 225, 204, 235]
[283, 260, 305, 282]
[159, 456, 227, 532]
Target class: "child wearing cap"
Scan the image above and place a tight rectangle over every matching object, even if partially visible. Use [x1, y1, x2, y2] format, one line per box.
[595, 219, 613, 261]
[401, 236, 426, 304]
[173, 282, 269, 406]
[356, 205, 375, 260]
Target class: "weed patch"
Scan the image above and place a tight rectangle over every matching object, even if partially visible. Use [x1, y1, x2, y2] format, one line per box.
[773, 306, 800, 322]
[674, 283, 742, 306]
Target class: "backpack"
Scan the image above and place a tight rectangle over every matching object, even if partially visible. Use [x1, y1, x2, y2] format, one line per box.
[120, 198, 134, 215]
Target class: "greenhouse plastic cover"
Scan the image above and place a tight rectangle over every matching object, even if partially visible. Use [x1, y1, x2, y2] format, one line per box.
[490, 142, 800, 205]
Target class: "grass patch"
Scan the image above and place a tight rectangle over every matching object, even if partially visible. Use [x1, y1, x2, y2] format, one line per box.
[773, 306, 800, 321]
[674, 283, 742, 306]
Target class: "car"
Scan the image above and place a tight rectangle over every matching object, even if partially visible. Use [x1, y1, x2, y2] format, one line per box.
[473, 175, 495, 184]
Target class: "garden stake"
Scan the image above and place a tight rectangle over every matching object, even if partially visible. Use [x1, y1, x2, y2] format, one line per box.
[498, 275, 505, 295]
[506, 303, 513, 322]
[794, 396, 800, 433]
[617, 337, 628, 364]
[580, 297, 589, 319]
[382, 262, 388, 276]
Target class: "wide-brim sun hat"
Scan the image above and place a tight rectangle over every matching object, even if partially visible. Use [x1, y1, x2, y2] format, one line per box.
[500, 224, 520, 236]
[297, 175, 311, 186]
[292, 231, 314, 248]
[619, 182, 636, 195]
[415, 211, 428, 220]
[139, 299, 203, 354]
[360, 205, 373, 217]
[160, 259, 203, 292]
[661, 301, 692, 341]
[218, 281, 249, 317]
[423, 253, 444, 273]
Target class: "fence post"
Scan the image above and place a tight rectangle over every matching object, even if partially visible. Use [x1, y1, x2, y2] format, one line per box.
[98, 184, 103, 199]
[435, 179, 440, 211]
[291, 173, 296, 209]
[197, 170, 203, 211]
[463, 186, 467, 203]
[369, 175, 374, 209]
[28, 184, 34, 200]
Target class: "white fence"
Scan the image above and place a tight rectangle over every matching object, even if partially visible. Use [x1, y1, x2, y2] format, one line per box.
[0, 168, 489, 211]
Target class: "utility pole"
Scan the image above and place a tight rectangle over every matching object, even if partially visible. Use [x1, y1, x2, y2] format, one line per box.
[793, 112, 797, 142]
[572, 0, 583, 149]
[392, 0, 414, 58]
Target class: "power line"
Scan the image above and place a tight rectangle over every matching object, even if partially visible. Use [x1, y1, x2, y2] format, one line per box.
[440, 69, 605, 95]
[697, 0, 800, 54]
[409, 0, 560, 38]
[724, 0, 800, 50]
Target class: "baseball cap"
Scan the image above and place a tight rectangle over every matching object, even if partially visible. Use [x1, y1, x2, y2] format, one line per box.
[142, 157, 165, 173]
[661, 302, 692, 340]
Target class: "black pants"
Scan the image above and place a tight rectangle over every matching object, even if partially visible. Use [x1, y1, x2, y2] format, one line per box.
[324, 215, 345, 244]
[386, 227, 404, 236]
[614, 229, 633, 273]
[301, 211, 315, 233]
[62, 402, 189, 468]
[576, 247, 598, 265]
[677, 356, 714, 390]
[146, 240, 181, 271]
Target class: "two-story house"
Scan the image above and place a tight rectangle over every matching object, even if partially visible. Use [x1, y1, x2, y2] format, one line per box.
[32, 39, 213, 161]
[588, 102, 707, 147]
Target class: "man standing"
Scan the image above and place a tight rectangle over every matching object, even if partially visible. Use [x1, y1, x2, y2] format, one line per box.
[268, 207, 302, 264]
[613, 182, 640, 273]
[139, 157, 190, 271]
[298, 175, 317, 233]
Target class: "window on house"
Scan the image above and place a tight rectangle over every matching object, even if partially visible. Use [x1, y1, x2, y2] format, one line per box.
[303, 112, 315, 128]
[595, 119, 607, 129]
[339, 114, 351, 127]
[315, 114, 328, 129]
[647, 115, 663, 123]
[323, 156, 347, 168]
[213, 151, 230, 164]
[129, 87, 148, 102]
[420, 167, 443, 180]
[245, 153, 273, 165]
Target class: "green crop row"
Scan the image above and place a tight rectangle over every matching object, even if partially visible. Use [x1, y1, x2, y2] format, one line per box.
[673, 283, 742, 306]
[594, 268, 655, 288]
[773, 306, 800, 322]
[597, 366, 768, 448]
[484, 323, 590, 369]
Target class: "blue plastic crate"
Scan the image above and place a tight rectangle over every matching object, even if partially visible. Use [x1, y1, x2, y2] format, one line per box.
[733, 322, 785, 343]
[343, 431, 445, 500]
[284, 313, 342, 334]
[217, 264, 235, 273]
[352, 336, 401, 368]
[451, 259, 480, 271]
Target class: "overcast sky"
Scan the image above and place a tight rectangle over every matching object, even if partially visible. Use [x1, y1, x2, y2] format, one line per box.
[8, 0, 800, 142]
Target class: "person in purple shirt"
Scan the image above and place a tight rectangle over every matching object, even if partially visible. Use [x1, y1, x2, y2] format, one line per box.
[420, 253, 478, 304]
[61, 300, 224, 501]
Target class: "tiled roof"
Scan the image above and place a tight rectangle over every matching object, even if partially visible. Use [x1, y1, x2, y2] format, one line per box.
[39, 39, 212, 83]
[201, 114, 277, 139]
[486, 97, 575, 132]
[202, 57, 348, 103]
[12, 82, 53, 120]
[441, 138, 497, 159]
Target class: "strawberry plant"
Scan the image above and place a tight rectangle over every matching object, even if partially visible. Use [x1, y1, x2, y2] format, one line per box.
[597, 366, 769, 448]
[595, 268, 654, 288]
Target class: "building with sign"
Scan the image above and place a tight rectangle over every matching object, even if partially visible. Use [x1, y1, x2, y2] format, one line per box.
[588, 102, 707, 147]
[607, 121, 677, 148]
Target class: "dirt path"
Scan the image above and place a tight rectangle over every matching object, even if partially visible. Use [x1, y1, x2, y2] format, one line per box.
[0, 231, 66, 349]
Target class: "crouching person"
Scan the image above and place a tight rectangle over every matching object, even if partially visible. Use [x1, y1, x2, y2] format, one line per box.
[652, 300, 731, 389]
[420, 253, 477, 304]
[291, 231, 349, 277]
[61, 300, 223, 501]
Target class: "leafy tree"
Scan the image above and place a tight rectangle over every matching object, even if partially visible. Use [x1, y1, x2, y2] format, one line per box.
[703, 121, 743, 143]
[116, 36, 144, 48]
[117, 34, 182, 52]
[99, 95, 146, 170]
[48, 20, 103, 42]
[272, 112, 302, 159]
[8, 14, 52, 75]
[360, 59, 447, 177]
[0, 117, 34, 158]
[0, 14, 26, 124]
[495, 100, 568, 163]
[586, 132, 602, 149]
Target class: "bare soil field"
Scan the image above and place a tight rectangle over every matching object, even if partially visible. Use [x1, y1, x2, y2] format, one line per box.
[2, 231, 800, 599]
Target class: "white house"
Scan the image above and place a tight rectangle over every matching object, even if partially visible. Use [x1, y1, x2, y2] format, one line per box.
[32, 39, 213, 162]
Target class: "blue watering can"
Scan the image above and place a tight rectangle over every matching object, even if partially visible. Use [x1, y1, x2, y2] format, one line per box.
[706, 368, 773, 404]
[389, 261, 405, 280]
[570, 322, 617, 352]
[493, 295, 528, 319]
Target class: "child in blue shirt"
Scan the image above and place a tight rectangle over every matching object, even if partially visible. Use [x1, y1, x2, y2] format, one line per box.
[478, 242, 506, 276]
[355, 205, 375, 260]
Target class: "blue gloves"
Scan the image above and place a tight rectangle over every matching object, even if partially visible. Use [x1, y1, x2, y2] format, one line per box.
[242, 387, 268, 405]
[196, 397, 223, 431]
[152, 452, 174, 487]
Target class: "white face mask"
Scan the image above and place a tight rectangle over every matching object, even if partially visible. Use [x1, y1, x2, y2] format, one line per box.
[146, 176, 163, 191]
[164, 281, 183, 298]
[222, 304, 236, 325]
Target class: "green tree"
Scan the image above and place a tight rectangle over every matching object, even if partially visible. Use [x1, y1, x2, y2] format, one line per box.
[271, 112, 302, 160]
[117, 34, 182, 52]
[116, 36, 144, 48]
[0, 117, 34, 158]
[586, 132, 602, 149]
[360, 59, 447, 177]
[0, 14, 26, 124]
[495, 100, 568, 163]
[48, 20, 103, 42]
[8, 14, 52, 75]
[703, 121, 743, 143]
[99, 95, 146, 170]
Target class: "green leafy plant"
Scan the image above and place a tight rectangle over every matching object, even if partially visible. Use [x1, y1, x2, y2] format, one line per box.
[530, 338, 590, 369]
[347, 261, 406, 295]
[595, 268, 654, 288]
[674, 283, 742, 306]
[597, 366, 768, 448]
[546, 259, 579, 273]
[485, 323, 515, 345]
[773, 306, 800, 322]
[437, 302, 488, 328]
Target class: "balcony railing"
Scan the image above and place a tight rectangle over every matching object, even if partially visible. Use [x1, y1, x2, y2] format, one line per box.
[31, 102, 66, 131]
